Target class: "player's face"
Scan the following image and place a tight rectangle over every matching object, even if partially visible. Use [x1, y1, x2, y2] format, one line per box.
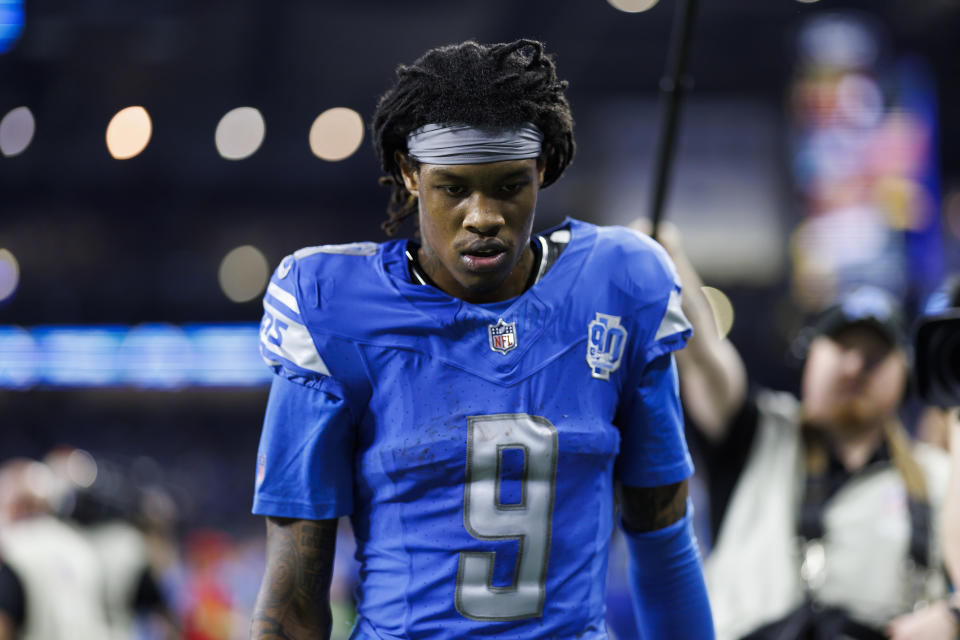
[801, 325, 907, 433]
[399, 156, 546, 304]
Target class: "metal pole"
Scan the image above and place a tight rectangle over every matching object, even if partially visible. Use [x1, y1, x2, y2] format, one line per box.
[649, 0, 699, 240]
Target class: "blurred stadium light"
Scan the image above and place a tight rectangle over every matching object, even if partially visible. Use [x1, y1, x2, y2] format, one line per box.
[219, 245, 269, 303]
[215, 107, 266, 160]
[0, 106, 34, 156]
[701, 286, 735, 340]
[309, 107, 364, 162]
[0, 248, 19, 303]
[607, 0, 659, 13]
[106, 106, 153, 160]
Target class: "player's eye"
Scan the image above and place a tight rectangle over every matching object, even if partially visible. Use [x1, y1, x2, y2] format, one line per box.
[499, 181, 529, 195]
[438, 185, 467, 197]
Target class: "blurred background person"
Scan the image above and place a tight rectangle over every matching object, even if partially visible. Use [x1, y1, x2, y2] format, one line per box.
[914, 276, 960, 621]
[642, 221, 955, 640]
[0, 457, 112, 639]
[43, 446, 179, 640]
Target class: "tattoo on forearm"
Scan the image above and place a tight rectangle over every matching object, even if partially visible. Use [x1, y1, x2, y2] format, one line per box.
[251, 518, 338, 639]
[300, 524, 333, 550]
[619, 480, 688, 533]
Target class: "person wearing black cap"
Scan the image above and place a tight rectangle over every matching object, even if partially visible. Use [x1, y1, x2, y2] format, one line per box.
[640, 221, 955, 640]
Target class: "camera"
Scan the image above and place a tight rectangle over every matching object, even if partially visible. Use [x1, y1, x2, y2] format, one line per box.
[914, 278, 960, 406]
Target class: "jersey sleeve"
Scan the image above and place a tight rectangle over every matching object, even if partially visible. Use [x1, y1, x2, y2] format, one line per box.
[632, 233, 691, 364]
[615, 353, 693, 487]
[259, 254, 332, 378]
[252, 254, 357, 520]
[611, 228, 694, 488]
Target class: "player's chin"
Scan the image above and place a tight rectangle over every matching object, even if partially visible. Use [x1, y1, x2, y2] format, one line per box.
[828, 402, 877, 432]
[455, 267, 512, 296]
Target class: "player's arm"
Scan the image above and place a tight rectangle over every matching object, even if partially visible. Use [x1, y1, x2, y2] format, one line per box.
[613, 328, 712, 637]
[618, 479, 713, 639]
[619, 479, 688, 532]
[631, 220, 747, 443]
[251, 517, 338, 640]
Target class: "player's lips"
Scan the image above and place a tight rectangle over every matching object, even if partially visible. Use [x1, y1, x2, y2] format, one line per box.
[460, 241, 509, 272]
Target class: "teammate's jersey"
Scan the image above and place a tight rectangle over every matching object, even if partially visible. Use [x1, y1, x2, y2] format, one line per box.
[253, 218, 693, 639]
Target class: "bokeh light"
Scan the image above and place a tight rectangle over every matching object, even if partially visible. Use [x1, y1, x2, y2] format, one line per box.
[215, 107, 265, 160]
[66, 449, 98, 488]
[701, 286, 735, 340]
[106, 106, 153, 160]
[218, 245, 269, 303]
[309, 107, 364, 161]
[0, 106, 35, 157]
[607, 0, 659, 13]
[0, 248, 20, 302]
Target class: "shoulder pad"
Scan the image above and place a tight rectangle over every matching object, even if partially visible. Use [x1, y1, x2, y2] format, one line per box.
[259, 252, 331, 377]
[591, 226, 689, 344]
[293, 242, 379, 259]
[595, 225, 681, 298]
[259, 242, 388, 379]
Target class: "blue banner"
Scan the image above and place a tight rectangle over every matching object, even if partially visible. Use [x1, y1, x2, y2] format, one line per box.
[0, 323, 272, 389]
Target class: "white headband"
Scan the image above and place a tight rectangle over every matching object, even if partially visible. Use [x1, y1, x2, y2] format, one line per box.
[405, 123, 543, 165]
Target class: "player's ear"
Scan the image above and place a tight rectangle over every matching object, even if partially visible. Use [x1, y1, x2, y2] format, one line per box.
[395, 151, 420, 194]
[536, 153, 546, 187]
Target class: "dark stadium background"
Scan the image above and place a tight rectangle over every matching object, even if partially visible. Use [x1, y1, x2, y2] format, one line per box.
[2, 1, 960, 637]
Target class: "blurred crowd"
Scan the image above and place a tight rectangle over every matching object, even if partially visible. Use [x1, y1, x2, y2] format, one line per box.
[0, 448, 253, 640]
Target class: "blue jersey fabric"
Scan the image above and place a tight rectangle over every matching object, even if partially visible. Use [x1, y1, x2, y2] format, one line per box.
[253, 218, 693, 639]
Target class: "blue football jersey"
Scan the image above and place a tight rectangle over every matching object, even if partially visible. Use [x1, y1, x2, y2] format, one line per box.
[253, 218, 693, 639]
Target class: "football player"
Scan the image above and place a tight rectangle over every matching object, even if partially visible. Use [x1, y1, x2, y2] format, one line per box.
[250, 39, 713, 639]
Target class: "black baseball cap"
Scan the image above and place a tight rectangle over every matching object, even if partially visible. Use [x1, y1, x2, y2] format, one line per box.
[811, 285, 908, 348]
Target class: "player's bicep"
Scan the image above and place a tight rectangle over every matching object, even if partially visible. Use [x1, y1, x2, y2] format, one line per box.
[615, 354, 693, 487]
[618, 480, 689, 533]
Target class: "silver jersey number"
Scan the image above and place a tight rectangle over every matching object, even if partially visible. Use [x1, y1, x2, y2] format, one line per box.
[455, 413, 558, 620]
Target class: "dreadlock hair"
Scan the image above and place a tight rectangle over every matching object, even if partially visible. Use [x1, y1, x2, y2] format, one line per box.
[371, 39, 576, 236]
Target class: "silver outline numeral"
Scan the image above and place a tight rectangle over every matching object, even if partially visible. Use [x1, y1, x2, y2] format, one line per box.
[455, 413, 558, 621]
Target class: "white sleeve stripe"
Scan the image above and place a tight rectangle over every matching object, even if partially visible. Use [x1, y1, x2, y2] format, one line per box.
[260, 329, 331, 376]
[266, 282, 300, 316]
[261, 301, 331, 376]
[654, 289, 691, 341]
[260, 349, 283, 368]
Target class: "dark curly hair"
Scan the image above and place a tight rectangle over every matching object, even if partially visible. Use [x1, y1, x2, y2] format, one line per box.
[371, 39, 576, 236]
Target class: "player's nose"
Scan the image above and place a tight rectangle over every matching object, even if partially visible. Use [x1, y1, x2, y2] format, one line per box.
[462, 194, 505, 237]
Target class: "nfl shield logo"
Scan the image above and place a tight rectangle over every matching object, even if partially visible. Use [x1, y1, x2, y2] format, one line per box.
[488, 318, 517, 355]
